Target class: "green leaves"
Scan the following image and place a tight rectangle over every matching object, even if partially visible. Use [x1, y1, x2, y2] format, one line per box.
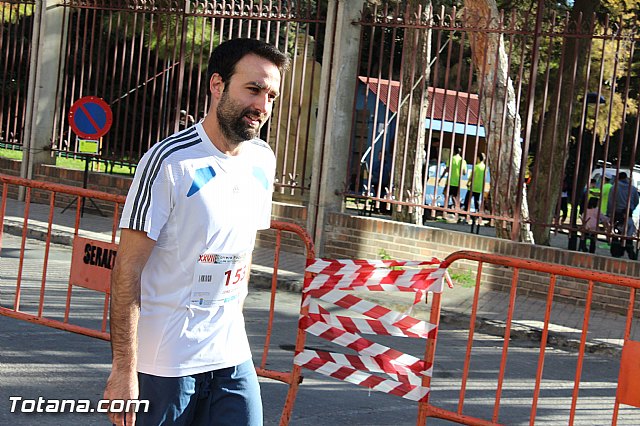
[1, 3, 34, 24]
[100, 10, 218, 65]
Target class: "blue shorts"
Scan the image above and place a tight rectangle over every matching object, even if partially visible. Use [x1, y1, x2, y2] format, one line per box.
[136, 360, 262, 426]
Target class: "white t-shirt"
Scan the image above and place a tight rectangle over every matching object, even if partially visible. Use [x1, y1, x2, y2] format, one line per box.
[119, 122, 275, 377]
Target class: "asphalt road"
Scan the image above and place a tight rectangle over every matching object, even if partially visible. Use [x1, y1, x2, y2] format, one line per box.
[1, 234, 639, 425]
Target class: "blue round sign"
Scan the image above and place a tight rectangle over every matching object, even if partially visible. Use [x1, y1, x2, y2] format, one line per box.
[68, 96, 112, 139]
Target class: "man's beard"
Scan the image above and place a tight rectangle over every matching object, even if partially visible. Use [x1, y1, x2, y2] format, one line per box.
[216, 89, 265, 144]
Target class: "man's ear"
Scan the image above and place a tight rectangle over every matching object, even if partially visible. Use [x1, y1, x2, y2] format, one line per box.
[209, 73, 224, 99]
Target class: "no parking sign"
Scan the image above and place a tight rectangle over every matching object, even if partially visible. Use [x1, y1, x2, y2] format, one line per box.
[68, 96, 113, 140]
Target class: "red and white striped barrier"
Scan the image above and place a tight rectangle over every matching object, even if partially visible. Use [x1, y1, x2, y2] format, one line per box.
[294, 350, 431, 402]
[307, 293, 436, 338]
[305, 258, 441, 274]
[294, 258, 449, 402]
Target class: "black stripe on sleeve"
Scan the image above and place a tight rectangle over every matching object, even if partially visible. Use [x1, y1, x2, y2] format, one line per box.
[128, 128, 200, 230]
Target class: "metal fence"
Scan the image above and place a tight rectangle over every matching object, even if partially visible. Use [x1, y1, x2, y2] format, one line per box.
[57, 0, 325, 194]
[0, 0, 325, 193]
[348, 2, 640, 248]
[0, 0, 34, 150]
[3, 0, 640, 248]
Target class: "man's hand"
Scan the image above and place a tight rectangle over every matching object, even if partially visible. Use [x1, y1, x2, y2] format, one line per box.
[104, 367, 139, 425]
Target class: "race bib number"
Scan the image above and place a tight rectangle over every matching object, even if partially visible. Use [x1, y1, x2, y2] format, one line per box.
[191, 252, 249, 308]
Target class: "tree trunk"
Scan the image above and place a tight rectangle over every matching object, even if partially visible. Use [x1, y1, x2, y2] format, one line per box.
[391, 1, 432, 224]
[528, 0, 599, 245]
[465, 0, 533, 242]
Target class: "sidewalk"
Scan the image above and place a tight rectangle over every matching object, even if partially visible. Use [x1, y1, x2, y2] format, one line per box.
[1, 196, 637, 353]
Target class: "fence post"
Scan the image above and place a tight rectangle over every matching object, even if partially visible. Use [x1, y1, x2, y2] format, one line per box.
[173, 0, 190, 135]
[21, 0, 67, 182]
[307, 0, 364, 255]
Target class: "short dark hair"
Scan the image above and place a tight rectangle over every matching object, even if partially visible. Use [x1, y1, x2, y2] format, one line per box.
[454, 146, 462, 155]
[207, 38, 290, 86]
[478, 152, 486, 162]
[619, 171, 628, 180]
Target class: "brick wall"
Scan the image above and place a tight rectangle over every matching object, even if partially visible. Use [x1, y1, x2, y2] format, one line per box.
[0, 158, 23, 199]
[0, 157, 21, 176]
[256, 201, 308, 253]
[0, 159, 131, 216]
[1, 158, 132, 211]
[29, 164, 132, 213]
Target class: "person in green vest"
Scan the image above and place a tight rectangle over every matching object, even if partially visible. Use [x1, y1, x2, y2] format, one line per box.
[600, 174, 613, 216]
[439, 146, 467, 215]
[587, 178, 601, 203]
[578, 178, 599, 218]
[464, 153, 486, 221]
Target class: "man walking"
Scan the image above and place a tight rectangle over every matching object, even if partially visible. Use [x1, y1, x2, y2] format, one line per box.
[103, 38, 289, 425]
[439, 146, 467, 218]
[464, 153, 486, 226]
[607, 171, 639, 259]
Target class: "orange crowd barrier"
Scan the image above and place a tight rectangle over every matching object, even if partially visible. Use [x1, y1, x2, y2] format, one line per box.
[282, 251, 640, 425]
[0, 173, 316, 425]
[438, 251, 640, 425]
[0, 174, 124, 340]
[253, 219, 316, 425]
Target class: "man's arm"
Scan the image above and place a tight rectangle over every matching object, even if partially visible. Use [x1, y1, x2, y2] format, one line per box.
[104, 228, 156, 426]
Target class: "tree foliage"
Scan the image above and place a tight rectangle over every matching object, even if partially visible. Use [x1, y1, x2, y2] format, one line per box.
[475, 0, 640, 244]
[102, 8, 217, 65]
[1, 2, 33, 24]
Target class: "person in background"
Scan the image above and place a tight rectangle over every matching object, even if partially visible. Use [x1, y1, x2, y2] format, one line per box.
[578, 178, 599, 219]
[580, 196, 602, 253]
[599, 174, 613, 216]
[464, 153, 486, 224]
[557, 180, 569, 225]
[606, 171, 639, 260]
[439, 145, 467, 219]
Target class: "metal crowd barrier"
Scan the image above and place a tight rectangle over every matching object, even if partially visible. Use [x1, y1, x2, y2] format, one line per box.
[285, 256, 458, 425]
[0, 174, 123, 340]
[283, 250, 640, 425]
[437, 251, 640, 425]
[0, 173, 316, 425]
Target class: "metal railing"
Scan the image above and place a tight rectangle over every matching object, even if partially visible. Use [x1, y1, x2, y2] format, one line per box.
[440, 250, 640, 424]
[347, 2, 640, 247]
[3, 1, 640, 247]
[0, 1, 34, 150]
[0, 0, 326, 194]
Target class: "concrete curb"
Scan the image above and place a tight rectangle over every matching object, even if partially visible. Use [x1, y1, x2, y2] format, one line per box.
[3, 219, 112, 245]
[439, 311, 619, 356]
[250, 267, 304, 293]
[4, 221, 75, 246]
